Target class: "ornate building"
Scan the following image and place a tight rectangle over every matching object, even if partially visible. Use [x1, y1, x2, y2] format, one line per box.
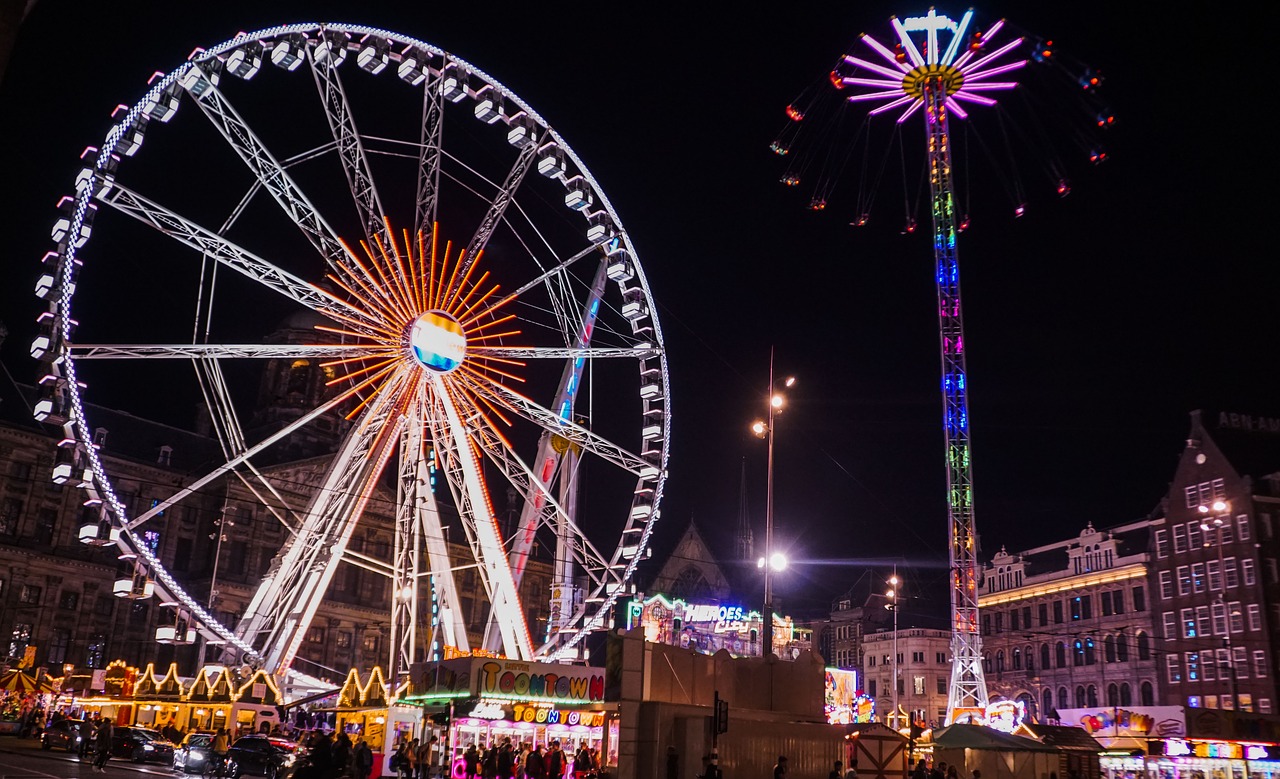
[863, 627, 952, 727]
[1150, 410, 1280, 714]
[825, 578, 891, 671]
[977, 520, 1160, 722]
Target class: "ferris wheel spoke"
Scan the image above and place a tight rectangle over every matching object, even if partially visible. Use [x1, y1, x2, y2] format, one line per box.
[461, 141, 538, 274]
[463, 376, 653, 477]
[125, 389, 355, 531]
[238, 384, 408, 672]
[469, 346, 659, 360]
[469, 422, 622, 590]
[399, 393, 471, 655]
[414, 75, 445, 241]
[72, 343, 383, 360]
[181, 68, 349, 269]
[309, 48, 391, 249]
[98, 184, 356, 323]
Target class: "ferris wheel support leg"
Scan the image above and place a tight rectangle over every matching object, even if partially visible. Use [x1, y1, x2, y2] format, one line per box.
[238, 385, 405, 674]
[488, 257, 610, 651]
[429, 373, 534, 660]
[389, 403, 424, 690]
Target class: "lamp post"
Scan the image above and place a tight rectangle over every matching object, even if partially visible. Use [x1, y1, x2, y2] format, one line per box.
[752, 352, 793, 661]
[196, 505, 234, 670]
[1199, 500, 1240, 709]
[886, 568, 900, 728]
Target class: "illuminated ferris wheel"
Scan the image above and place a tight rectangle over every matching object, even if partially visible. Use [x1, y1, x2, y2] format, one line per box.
[31, 22, 670, 684]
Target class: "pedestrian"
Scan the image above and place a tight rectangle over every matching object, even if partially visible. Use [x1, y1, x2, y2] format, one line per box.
[525, 745, 546, 779]
[830, 760, 845, 779]
[546, 741, 565, 779]
[482, 742, 499, 779]
[773, 755, 789, 779]
[846, 760, 859, 779]
[92, 717, 114, 772]
[417, 736, 436, 779]
[946, 766, 959, 779]
[333, 730, 353, 777]
[392, 741, 413, 779]
[354, 737, 375, 779]
[498, 739, 516, 779]
[77, 718, 93, 760]
[930, 761, 946, 779]
[464, 743, 482, 779]
[912, 760, 928, 779]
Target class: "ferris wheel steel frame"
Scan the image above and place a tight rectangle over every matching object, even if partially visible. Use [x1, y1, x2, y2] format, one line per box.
[840, 9, 1030, 724]
[34, 22, 671, 687]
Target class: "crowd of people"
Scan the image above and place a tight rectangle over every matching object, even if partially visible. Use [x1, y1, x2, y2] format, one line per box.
[388, 736, 601, 779]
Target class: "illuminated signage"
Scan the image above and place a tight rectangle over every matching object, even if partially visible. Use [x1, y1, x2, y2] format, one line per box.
[510, 704, 605, 727]
[1245, 746, 1268, 760]
[467, 701, 506, 720]
[985, 700, 1025, 733]
[1165, 740, 1191, 757]
[824, 668, 862, 725]
[628, 593, 764, 658]
[479, 660, 604, 704]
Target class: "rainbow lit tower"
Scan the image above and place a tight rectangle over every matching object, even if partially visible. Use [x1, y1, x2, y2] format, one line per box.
[837, 9, 1028, 725]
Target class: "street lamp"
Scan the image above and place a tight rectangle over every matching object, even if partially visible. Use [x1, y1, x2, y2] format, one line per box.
[886, 569, 900, 728]
[752, 352, 794, 661]
[196, 505, 234, 669]
[1199, 501, 1240, 708]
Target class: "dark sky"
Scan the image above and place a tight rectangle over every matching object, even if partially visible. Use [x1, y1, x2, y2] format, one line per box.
[0, 2, 1274, 621]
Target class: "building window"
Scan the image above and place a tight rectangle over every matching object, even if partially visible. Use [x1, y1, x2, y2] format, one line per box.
[306, 627, 325, 644]
[1117, 633, 1129, 662]
[7, 623, 32, 660]
[1247, 604, 1261, 631]
[1234, 647, 1248, 678]
[1212, 602, 1228, 635]
[1013, 648, 1022, 670]
[1058, 687, 1068, 711]
[1022, 606, 1031, 628]
[1155, 529, 1169, 558]
[913, 676, 925, 695]
[1241, 559, 1255, 586]
[869, 680, 877, 697]
[937, 677, 946, 695]
[1102, 591, 1113, 616]
[1070, 598, 1081, 621]
[362, 634, 379, 653]
[1010, 609, 1019, 631]
[1177, 566, 1191, 596]
[1191, 563, 1206, 593]
[1159, 571, 1173, 599]
[1229, 602, 1244, 633]
[48, 629, 71, 665]
[1132, 586, 1145, 612]
[0, 498, 23, 536]
[1081, 595, 1092, 619]
[1167, 654, 1182, 684]
[1055, 642, 1066, 668]
[337, 631, 353, 649]
[1104, 635, 1116, 663]
[1053, 601, 1063, 624]
[87, 634, 106, 669]
[1196, 605, 1210, 637]
[18, 585, 41, 605]
[129, 602, 148, 628]
[1173, 524, 1187, 554]
[1208, 560, 1222, 591]
[1075, 686, 1086, 708]
[1188, 520, 1203, 549]
[94, 595, 114, 617]
[59, 590, 79, 610]
[1181, 608, 1196, 638]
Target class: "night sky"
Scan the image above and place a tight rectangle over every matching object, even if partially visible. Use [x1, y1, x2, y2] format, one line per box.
[0, 2, 1274, 622]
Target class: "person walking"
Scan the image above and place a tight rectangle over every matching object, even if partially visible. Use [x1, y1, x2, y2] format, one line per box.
[353, 737, 374, 779]
[77, 717, 94, 760]
[524, 745, 546, 779]
[773, 755, 789, 779]
[91, 717, 114, 772]
[546, 741, 565, 779]
[830, 760, 845, 779]
[417, 736, 436, 779]
[464, 743, 482, 779]
[333, 730, 353, 777]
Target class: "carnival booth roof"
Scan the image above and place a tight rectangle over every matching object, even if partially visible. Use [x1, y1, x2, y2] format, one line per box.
[1016, 724, 1104, 752]
[0, 670, 53, 693]
[932, 724, 1056, 752]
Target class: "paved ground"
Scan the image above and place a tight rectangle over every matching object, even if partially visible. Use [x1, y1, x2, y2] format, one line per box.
[0, 736, 182, 778]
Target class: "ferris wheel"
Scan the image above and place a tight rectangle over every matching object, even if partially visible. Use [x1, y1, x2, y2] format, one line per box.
[31, 22, 670, 683]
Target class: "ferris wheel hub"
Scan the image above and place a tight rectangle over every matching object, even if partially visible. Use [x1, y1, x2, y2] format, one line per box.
[409, 311, 466, 373]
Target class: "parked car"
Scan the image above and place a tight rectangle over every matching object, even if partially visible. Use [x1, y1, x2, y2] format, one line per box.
[40, 719, 87, 752]
[227, 734, 297, 779]
[173, 732, 215, 773]
[109, 726, 176, 764]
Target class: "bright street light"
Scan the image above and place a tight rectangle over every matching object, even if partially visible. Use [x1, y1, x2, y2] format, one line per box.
[753, 348, 793, 663]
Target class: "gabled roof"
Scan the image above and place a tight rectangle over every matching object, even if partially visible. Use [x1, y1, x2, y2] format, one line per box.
[932, 723, 1056, 752]
[1018, 724, 1103, 751]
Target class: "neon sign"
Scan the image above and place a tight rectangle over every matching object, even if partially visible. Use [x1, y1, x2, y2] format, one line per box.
[1165, 740, 1191, 757]
[467, 702, 506, 720]
[510, 705, 605, 727]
